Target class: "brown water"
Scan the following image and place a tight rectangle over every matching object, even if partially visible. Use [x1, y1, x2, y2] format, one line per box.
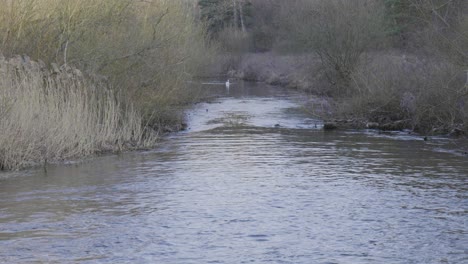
[1, 82, 467, 264]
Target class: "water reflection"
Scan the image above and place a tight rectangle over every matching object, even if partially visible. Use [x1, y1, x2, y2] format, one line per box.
[1, 81, 467, 263]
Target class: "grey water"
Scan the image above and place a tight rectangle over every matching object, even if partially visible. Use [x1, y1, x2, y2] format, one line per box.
[1, 82, 467, 264]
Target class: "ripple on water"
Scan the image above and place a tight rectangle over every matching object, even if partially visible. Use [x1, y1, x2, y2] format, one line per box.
[0, 82, 467, 264]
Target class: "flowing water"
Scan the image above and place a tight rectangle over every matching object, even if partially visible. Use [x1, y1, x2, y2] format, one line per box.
[1, 82, 467, 264]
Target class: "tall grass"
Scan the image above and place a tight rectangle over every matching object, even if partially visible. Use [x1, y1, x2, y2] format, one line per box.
[0, 0, 214, 125]
[0, 56, 157, 170]
[0, 0, 215, 169]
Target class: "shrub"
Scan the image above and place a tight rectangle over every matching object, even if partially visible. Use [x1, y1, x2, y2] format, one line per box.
[0, 0, 216, 170]
[278, 0, 387, 94]
[0, 0, 215, 127]
[347, 53, 467, 133]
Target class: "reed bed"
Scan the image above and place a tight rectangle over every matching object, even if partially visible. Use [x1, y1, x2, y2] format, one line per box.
[0, 56, 157, 170]
[0, 0, 214, 122]
[0, 0, 215, 170]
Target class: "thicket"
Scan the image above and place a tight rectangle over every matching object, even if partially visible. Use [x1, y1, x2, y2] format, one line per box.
[202, 0, 468, 135]
[0, 0, 214, 170]
[338, 0, 468, 134]
[278, 0, 387, 93]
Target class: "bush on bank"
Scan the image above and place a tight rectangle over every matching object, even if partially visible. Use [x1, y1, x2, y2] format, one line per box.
[301, 0, 468, 135]
[0, 0, 215, 170]
[221, 0, 468, 135]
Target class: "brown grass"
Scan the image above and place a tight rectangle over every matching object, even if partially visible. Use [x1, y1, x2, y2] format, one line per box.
[0, 55, 157, 170]
[0, 0, 216, 125]
[0, 0, 217, 169]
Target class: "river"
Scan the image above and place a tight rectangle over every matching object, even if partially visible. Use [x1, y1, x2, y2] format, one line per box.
[1, 81, 467, 263]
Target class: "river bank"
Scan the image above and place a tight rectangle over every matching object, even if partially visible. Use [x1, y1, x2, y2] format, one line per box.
[1, 81, 467, 263]
[0, 55, 161, 171]
[0, 0, 218, 171]
[228, 52, 468, 138]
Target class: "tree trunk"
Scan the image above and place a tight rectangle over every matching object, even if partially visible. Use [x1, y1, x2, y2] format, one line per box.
[465, 70, 468, 86]
[239, 0, 246, 32]
[232, 0, 238, 29]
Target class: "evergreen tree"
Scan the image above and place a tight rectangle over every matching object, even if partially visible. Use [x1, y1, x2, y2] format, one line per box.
[198, 0, 252, 36]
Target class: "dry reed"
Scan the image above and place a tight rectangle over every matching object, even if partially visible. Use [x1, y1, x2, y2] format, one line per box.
[0, 0, 215, 126]
[0, 55, 157, 170]
[0, 0, 216, 169]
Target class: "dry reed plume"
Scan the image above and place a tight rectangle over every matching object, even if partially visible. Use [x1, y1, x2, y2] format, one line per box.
[0, 0, 215, 169]
[0, 55, 157, 170]
[0, 0, 214, 125]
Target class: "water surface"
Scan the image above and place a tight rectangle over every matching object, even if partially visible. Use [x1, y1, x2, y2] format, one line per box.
[1, 82, 467, 263]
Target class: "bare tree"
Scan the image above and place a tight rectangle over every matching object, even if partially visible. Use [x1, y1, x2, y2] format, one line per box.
[279, 0, 386, 92]
[408, 0, 468, 68]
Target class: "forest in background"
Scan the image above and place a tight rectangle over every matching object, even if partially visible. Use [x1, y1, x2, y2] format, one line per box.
[199, 0, 468, 134]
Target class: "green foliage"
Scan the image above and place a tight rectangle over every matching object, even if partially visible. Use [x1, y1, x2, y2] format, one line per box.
[199, 0, 230, 35]
[383, 0, 415, 36]
[198, 0, 252, 36]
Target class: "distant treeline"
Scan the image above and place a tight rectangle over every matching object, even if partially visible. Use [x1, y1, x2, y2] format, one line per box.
[199, 0, 468, 135]
[0, 0, 466, 169]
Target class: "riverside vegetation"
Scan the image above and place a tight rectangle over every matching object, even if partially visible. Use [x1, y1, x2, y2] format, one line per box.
[0, 0, 215, 170]
[201, 0, 468, 135]
[1, 0, 467, 170]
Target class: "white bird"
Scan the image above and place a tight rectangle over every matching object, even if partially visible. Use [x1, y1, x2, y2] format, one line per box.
[225, 79, 230, 89]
